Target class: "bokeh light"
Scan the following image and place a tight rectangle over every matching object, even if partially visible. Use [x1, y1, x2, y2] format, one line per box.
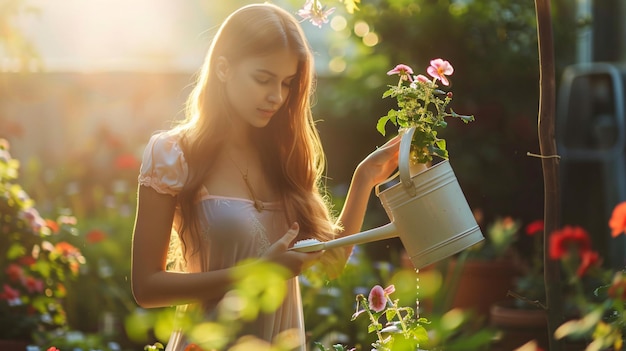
[353, 20, 370, 37]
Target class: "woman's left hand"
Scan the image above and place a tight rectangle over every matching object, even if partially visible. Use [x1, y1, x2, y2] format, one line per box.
[357, 134, 401, 188]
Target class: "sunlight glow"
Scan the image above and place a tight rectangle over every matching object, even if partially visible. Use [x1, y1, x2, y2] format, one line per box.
[16, 0, 219, 71]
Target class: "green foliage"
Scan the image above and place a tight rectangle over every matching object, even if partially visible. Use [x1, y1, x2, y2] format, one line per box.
[0, 139, 86, 341]
[126, 260, 298, 351]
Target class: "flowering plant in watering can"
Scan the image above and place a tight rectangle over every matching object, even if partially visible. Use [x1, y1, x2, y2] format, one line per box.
[378, 60, 475, 165]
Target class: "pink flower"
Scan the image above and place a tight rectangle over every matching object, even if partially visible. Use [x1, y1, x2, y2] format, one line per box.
[415, 74, 430, 84]
[368, 284, 395, 312]
[297, 0, 335, 28]
[21, 207, 46, 233]
[387, 64, 414, 81]
[368, 285, 387, 312]
[427, 58, 454, 86]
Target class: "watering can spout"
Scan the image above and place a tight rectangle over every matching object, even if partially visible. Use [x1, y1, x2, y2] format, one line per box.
[323, 223, 398, 250]
[290, 223, 398, 252]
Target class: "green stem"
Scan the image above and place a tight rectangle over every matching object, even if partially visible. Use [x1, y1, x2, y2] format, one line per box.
[389, 298, 408, 333]
[360, 296, 385, 342]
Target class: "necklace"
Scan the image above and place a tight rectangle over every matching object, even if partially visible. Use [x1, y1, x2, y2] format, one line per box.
[228, 154, 265, 212]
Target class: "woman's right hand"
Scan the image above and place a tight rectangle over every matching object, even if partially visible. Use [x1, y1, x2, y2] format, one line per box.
[262, 222, 323, 277]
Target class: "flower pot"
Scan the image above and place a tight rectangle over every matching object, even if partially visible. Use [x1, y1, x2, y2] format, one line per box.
[451, 259, 520, 318]
[417, 258, 520, 319]
[489, 300, 548, 351]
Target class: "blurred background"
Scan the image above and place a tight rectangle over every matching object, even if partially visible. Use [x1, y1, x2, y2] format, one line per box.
[1, 0, 625, 349]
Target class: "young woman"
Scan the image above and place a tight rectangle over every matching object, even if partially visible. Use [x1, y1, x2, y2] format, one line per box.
[131, 3, 400, 350]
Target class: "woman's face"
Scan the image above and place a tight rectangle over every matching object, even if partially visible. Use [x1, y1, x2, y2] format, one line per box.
[222, 49, 299, 130]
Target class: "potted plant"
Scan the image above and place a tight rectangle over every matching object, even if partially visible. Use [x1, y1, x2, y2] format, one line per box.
[0, 139, 86, 349]
[502, 202, 626, 351]
[489, 220, 549, 350]
[420, 216, 523, 319]
[371, 60, 484, 270]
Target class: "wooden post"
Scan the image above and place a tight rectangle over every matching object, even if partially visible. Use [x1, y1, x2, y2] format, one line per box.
[534, 0, 564, 349]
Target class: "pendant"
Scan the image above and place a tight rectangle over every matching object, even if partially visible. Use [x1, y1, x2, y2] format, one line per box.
[242, 173, 264, 212]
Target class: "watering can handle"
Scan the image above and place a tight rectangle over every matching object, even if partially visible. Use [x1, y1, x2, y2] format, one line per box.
[374, 127, 418, 197]
[398, 126, 417, 196]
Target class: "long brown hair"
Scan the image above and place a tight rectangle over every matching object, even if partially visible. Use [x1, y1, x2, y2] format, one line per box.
[171, 3, 338, 262]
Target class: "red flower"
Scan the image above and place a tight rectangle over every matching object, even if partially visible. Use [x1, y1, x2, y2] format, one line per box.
[525, 220, 544, 236]
[0, 284, 20, 301]
[23, 276, 44, 294]
[18, 255, 36, 266]
[549, 226, 592, 259]
[5, 264, 24, 282]
[609, 201, 626, 237]
[47, 347, 60, 351]
[114, 153, 140, 170]
[86, 229, 107, 244]
[576, 250, 601, 277]
[184, 344, 204, 351]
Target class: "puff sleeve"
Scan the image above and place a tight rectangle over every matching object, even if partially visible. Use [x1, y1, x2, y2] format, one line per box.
[138, 132, 188, 196]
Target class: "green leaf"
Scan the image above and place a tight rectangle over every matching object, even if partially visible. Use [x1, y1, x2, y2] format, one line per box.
[386, 309, 397, 322]
[382, 88, 394, 99]
[7, 242, 26, 260]
[368, 323, 381, 333]
[377, 116, 389, 136]
[435, 139, 446, 151]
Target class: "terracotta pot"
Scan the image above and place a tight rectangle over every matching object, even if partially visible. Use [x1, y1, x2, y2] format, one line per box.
[449, 259, 520, 318]
[415, 258, 520, 319]
[489, 300, 548, 351]
[0, 339, 30, 351]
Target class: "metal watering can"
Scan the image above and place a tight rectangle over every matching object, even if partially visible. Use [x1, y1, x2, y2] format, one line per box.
[292, 127, 484, 269]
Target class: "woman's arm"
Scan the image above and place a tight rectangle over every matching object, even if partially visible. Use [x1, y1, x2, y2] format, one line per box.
[336, 135, 401, 251]
[131, 185, 321, 309]
[131, 186, 232, 308]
